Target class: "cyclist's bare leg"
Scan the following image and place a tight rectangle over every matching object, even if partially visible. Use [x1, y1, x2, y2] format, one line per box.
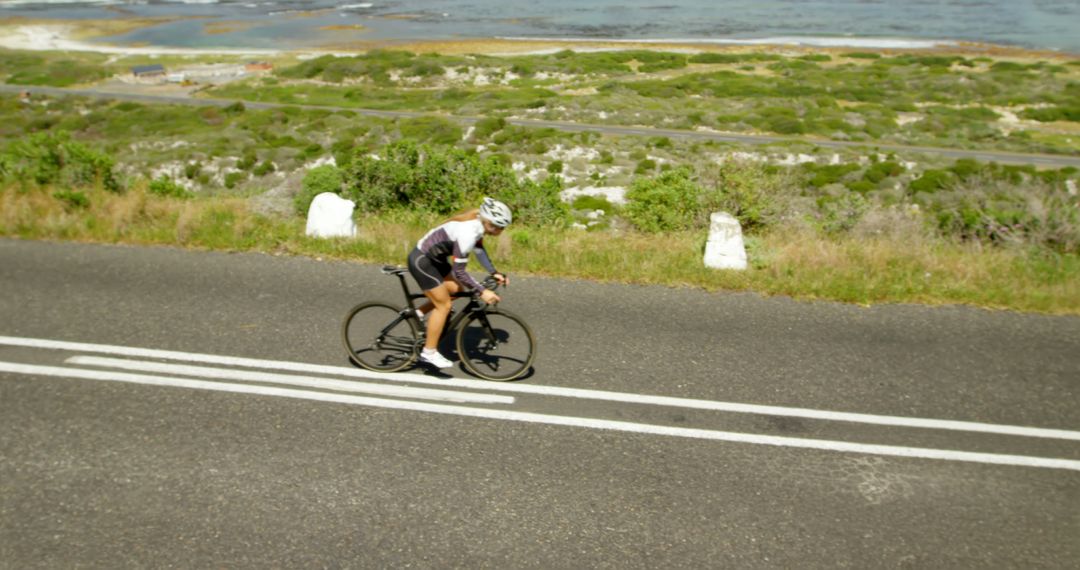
[416, 276, 458, 316]
[422, 277, 461, 350]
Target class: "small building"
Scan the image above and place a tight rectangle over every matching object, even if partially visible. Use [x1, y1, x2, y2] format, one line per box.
[245, 61, 273, 73]
[131, 64, 166, 78]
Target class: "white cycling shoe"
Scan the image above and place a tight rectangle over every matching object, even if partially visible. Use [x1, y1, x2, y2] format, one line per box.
[420, 349, 453, 369]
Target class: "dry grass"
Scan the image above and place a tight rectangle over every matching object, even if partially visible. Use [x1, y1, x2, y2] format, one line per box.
[3, 185, 1078, 314]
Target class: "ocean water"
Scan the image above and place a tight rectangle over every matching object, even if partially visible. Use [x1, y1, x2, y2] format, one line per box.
[2, 0, 1078, 53]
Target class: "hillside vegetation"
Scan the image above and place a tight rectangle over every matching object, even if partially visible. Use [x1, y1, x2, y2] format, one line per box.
[1, 46, 1078, 313]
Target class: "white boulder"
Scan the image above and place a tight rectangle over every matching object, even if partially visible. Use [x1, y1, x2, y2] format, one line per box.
[305, 192, 357, 238]
[703, 212, 747, 270]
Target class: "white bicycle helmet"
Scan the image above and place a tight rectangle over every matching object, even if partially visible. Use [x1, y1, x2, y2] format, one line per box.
[479, 197, 513, 228]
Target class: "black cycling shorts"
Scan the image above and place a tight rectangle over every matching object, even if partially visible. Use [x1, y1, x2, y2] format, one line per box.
[407, 248, 451, 292]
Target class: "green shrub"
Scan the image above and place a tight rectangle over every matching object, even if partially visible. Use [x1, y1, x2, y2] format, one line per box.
[7, 59, 108, 87]
[184, 162, 202, 180]
[268, 135, 302, 149]
[398, 115, 463, 145]
[624, 167, 703, 232]
[766, 116, 806, 135]
[816, 192, 870, 233]
[989, 61, 1032, 73]
[406, 60, 445, 78]
[949, 158, 982, 180]
[497, 175, 570, 227]
[910, 169, 955, 194]
[236, 151, 258, 171]
[925, 177, 1080, 252]
[253, 161, 276, 177]
[1020, 106, 1080, 122]
[863, 161, 904, 183]
[804, 163, 860, 188]
[509, 227, 535, 247]
[633, 51, 688, 73]
[224, 171, 248, 189]
[342, 141, 568, 224]
[295, 164, 344, 214]
[3, 131, 120, 192]
[148, 176, 192, 199]
[52, 189, 89, 210]
[688, 53, 781, 64]
[698, 160, 797, 232]
[472, 116, 507, 140]
[624, 162, 795, 233]
[635, 159, 657, 174]
[331, 138, 358, 168]
[884, 55, 965, 68]
[572, 194, 616, 215]
[845, 180, 877, 194]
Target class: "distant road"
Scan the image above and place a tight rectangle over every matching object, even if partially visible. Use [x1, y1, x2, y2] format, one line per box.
[4, 83, 1080, 168]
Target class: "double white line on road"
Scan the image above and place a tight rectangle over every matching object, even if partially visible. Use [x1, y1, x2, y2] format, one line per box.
[2, 335, 1079, 472]
[0, 361, 514, 406]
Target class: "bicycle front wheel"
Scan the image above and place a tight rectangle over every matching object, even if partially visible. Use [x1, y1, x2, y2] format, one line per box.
[342, 301, 420, 373]
[456, 308, 535, 381]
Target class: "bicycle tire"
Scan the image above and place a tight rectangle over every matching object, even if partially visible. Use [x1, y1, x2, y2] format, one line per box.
[456, 308, 535, 381]
[342, 301, 420, 373]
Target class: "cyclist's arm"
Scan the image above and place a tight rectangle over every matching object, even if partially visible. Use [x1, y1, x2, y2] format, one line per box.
[451, 241, 487, 293]
[474, 239, 498, 275]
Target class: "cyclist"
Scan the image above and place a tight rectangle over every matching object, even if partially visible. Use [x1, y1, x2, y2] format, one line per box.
[407, 197, 512, 368]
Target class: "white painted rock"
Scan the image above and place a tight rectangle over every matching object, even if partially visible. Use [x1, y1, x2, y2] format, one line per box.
[703, 212, 747, 270]
[305, 192, 357, 238]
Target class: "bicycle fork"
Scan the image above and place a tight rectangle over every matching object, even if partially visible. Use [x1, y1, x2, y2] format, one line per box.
[473, 312, 501, 350]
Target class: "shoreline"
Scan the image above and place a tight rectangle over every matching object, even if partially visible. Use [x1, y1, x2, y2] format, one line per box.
[0, 19, 1077, 62]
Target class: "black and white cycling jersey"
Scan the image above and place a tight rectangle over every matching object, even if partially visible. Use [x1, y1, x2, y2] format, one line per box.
[414, 218, 497, 292]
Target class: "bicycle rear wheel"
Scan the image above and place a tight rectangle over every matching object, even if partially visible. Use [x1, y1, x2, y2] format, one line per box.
[342, 301, 420, 372]
[456, 308, 535, 381]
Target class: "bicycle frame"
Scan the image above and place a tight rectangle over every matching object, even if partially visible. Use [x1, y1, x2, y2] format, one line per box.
[381, 267, 492, 343]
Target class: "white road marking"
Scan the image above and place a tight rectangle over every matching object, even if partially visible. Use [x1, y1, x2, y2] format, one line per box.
[63, 356, 514, 404]
[2, 335, 1078, 442]
[2, 360, 1078, 472]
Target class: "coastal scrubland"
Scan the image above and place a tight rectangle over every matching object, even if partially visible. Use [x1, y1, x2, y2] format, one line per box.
[1, 45, 1078, 313]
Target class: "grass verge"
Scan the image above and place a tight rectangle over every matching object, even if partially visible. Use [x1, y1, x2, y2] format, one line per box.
[3, 184, 1077, 315]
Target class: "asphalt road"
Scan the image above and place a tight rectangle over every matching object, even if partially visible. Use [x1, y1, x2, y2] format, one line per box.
[4, 83, 1080, 169]
[1, 238, 1078, 568]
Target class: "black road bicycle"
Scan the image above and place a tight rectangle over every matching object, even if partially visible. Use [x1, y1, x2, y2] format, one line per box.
[342, 266, 536, 381]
